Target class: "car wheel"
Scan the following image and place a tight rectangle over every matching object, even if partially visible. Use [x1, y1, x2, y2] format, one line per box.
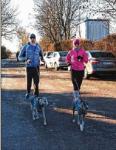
[45, 63, 48, 69]
[54, 63, 59, 71]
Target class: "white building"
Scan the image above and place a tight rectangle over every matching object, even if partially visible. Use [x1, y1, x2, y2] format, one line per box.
[76, 19, 109, 41]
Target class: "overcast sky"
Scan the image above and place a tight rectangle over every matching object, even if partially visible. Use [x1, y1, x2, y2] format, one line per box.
[2, 0, 40, 52]
[2, 0, 116, 52]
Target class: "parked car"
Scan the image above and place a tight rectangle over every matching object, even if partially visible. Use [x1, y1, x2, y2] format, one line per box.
[43, 51, 53, 66]
[44, 51, 68, 70]
[44, 51, 53, 61]
[84, 50, 116, 79]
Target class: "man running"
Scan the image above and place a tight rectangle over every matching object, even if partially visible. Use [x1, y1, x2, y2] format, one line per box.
[18, 33, 44, 99]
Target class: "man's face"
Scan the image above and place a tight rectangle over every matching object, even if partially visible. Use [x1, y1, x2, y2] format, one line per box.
[30, 37, 36, 43]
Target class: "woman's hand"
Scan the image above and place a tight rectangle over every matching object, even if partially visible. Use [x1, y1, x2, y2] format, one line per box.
[77, 56, 83, 61]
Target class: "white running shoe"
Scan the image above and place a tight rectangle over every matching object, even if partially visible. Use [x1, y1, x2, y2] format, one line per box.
[72, 119, 76, 123]
[80, 122, 84, 131]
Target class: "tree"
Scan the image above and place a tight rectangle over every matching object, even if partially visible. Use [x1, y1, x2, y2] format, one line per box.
[1, 46, 12, 59]
[1, 0, 18, 39]
[1, 46, 7, 59]
[76, 0, 116, 33]
[34, 0, 86, 43]
[83, 0, 116, 22]
[39, 37, 51, 51]
[16, 27, 29, 47]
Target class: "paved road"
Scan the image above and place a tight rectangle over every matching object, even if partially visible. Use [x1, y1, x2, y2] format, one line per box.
[1, 59, 116, 150]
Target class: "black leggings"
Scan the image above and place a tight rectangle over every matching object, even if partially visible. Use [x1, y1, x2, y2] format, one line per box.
[26, 67, 40, 96]
[71, 69, 84, 91]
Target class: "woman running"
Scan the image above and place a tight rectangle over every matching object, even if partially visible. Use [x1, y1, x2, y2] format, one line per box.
[66, 39, 88, 101]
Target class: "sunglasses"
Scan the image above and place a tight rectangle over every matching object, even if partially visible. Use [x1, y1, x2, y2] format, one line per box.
[30, 37, 36, 39]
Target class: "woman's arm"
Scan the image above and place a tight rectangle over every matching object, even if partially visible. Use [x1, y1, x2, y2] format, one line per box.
[83, 50, 88, 63]
[66, 51, 71, 65]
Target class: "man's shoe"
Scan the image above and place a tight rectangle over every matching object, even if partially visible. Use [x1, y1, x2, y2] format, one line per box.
[25, 93, 30, 100]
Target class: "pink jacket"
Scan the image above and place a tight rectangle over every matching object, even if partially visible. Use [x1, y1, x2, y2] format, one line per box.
[66, 48, 88, 71]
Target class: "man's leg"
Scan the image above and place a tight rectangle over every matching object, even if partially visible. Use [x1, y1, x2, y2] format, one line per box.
[33, 67, 40, 96]
[26, 67, 33, 95]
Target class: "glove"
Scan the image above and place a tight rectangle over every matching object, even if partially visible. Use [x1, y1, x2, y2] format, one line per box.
[77, 56, 83, 61]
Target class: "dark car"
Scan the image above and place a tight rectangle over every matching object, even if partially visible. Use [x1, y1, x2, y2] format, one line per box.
[84, 50, 116, 79]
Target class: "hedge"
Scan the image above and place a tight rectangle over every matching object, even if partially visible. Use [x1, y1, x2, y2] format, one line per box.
[39, 34, 116, 56]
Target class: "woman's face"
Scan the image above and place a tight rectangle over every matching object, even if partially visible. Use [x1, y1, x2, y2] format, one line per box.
[74, 44, 80, 48]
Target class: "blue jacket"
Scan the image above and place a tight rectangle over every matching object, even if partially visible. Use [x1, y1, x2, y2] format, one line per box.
[18, 43, 43, 67]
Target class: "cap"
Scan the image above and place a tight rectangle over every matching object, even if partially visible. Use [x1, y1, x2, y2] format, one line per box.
[73, 39, 80, 46]
[30, 33, 36, 39]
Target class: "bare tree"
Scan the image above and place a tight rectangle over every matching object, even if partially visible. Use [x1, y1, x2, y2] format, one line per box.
[1, 0, 18, 39]
[16, 27, 29, 47]
[34, 0, 116, 43]
[83, 0, 116, 20]
[34, 0, 85, 43]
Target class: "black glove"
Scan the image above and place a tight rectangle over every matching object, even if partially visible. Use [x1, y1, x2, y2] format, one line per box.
[77, 56, 83, 61]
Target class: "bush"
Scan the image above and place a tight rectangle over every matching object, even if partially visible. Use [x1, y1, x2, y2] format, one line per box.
[6, 49, 12, 58]
[1, 46, 8, 59]
[39, 34, 116, 56]
[1, 46, 12, 59]
[93, 34, 116, 56]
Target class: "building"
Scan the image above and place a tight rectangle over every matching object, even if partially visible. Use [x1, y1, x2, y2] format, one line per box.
[76, 19, 109, 41]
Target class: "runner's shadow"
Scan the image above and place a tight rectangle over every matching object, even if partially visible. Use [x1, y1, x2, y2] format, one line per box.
[1, 74, 25, 78]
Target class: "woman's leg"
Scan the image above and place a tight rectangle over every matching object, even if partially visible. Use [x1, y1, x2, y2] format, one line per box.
[71, 70, 84, 101]
[71, 70, 77, 91]
[76, 70, 84, 90]
[71, 70, 79, 101]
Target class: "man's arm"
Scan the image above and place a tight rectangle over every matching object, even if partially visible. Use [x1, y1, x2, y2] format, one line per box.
[38, 44, 44, 61]
[18, 45, 27, 61]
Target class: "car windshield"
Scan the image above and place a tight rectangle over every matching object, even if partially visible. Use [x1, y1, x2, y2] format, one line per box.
[59, 51, 68, 57]
[91, 52, 115, 58]
[47, 52, 52, 56]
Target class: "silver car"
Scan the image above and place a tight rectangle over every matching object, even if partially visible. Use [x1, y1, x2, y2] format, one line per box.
[84, 50, 116, 79]
[44, 51, 53, 62]
[44, 51, 68, 70]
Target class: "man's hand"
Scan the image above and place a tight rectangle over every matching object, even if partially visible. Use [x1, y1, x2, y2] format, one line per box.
[27, 59, 31, 64]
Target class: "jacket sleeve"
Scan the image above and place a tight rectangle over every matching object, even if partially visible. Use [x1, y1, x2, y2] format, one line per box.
[18, 45, 27, 61]
[66, 51, 71, 64]
[83, 50, 88, 63]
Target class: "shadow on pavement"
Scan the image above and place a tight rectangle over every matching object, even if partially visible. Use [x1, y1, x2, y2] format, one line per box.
[1, 89, 116, 150]
[1, 74, 25, 78]
[1, 59, 25, 68]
